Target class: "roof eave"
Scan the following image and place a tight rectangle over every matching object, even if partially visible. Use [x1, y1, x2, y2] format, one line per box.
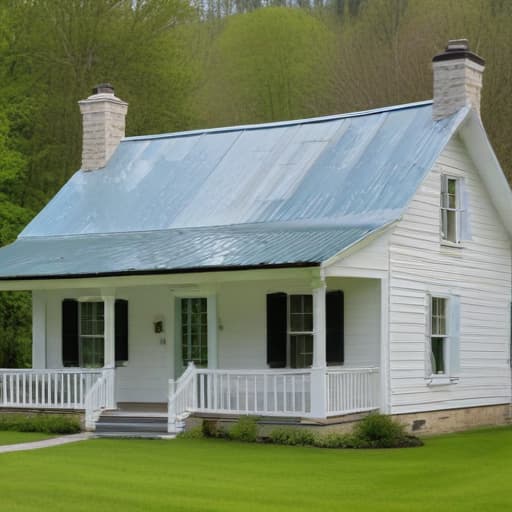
[458, 110, 512, 238]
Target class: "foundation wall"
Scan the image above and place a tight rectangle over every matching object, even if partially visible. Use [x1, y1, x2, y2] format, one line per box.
[393, 404, 511, 435]
[186, 404, 512, 437]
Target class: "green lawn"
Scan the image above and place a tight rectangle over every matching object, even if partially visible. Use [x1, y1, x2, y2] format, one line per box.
[0, 427, 511, 511]
[0, 431, 54, 446]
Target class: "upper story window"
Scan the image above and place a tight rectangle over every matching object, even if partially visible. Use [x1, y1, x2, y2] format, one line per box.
[440, 175, 472, 245]
[440, 176, 461, 243]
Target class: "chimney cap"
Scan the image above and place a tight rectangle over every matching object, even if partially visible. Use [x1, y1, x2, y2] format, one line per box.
[432, 39, 485, 66]
[92, 83, 115, 95]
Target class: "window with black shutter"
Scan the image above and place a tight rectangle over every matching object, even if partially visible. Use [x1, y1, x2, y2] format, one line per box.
[115, 299, 129, 363]
[62, 298, 129, 368]
[62, 299, 79, 367]
[266, 293, 287, 368]
[326, 290, 344, 365]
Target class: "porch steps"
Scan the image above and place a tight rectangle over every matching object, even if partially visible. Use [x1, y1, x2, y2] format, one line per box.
[94, 412, 170, 439]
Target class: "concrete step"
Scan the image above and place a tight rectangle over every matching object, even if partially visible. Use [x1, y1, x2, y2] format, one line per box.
[94, 431, 175, 440]
[96, 415, 167, 424]
[95, 422, 168, 433]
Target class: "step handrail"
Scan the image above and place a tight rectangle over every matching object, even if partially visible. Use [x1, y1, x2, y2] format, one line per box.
[168, 362, 197, 433]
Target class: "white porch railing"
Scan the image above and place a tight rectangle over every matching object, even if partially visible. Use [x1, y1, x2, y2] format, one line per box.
[326, 367, 380, 416]
[84, 369, 115, 430]
[0, 369, 103, 409]
[168, 364, 379, 432]
[168, 362, 198, 433]
[195, 368, 311, 417]
[0, 368, 116, 430]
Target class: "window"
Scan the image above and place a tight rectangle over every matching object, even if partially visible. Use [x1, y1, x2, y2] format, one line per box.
[266, 291, 344, 369]
[441, 176, 462, 243]
[181, 298, 208, 367]
[430, 297, 447, 375]
[79, 302, 104, 368]
[289, 295, 313, 368]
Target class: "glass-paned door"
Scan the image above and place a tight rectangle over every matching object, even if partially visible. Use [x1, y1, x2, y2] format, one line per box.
[79, 301, 105, 368]
[181, 298, 208, 367]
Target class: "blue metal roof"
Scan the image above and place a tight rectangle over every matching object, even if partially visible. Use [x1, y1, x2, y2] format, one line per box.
[0, 101, 468, 279]
[0, 223, 377, 279]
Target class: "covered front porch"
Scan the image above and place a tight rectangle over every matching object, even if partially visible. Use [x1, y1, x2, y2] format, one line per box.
[0, 267, 387, 431]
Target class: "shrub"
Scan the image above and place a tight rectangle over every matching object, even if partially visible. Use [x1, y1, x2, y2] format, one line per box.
[352, 413, 421, 448]
[0, 413, 81, 434]
[178, 426, 204, 439]
[269, 428, 316, 446]
[314, 432, 352, 449]
[229, 416, 258, 442]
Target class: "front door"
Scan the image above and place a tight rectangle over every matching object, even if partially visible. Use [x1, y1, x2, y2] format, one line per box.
[180, 298, 208, 369]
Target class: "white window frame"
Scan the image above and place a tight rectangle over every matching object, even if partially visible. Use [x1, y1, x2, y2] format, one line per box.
[440, 174, 463, 246]
[287, 294, 314, 369]
[430, 296, 449, 377]
[78, 300, 105, 368]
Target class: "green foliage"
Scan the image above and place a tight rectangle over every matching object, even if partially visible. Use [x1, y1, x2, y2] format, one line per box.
[269, 427, 316, 446]
[314, 431, 352, 449]
[178, 425, 204, 439]
[201, 419, 227, 438]
[351, 413, 421, 448]
[0, 413, 81, 434]
[197, 7, 335, 126]
[1, 427, 511, 510]
[228, 415, 258, 442]
[0, 292, 31, 368]
[0, 431, 54, 446]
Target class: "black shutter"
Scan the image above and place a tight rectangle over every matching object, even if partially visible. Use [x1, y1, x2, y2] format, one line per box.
[266, 293, 287, 368]
[62, 299, 79, 367]
[115, 299, 129, 362]
[326, 290, 344, 365]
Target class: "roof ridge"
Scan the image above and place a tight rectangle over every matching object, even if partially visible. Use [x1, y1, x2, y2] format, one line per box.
[122, 100, 434, 142]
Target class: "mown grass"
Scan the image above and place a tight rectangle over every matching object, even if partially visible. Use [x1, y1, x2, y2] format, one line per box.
[0, 431, 54, 446]
[0, 427, 511, 511]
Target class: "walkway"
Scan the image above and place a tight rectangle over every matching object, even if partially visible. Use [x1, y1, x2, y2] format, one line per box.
[0, 433, 91, 454]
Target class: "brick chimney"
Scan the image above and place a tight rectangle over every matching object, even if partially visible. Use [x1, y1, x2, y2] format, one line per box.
[432, 39, 485, 120]
[78, 83, 128, 171]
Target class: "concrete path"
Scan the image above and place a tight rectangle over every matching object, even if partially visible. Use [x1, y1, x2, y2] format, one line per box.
[0, 433, 91, 454]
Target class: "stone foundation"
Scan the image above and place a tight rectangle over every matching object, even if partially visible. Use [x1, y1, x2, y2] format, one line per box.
[393, 404, 512, 435]
[186, 403, 512, 437]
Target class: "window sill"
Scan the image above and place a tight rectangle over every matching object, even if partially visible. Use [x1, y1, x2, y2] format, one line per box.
[440, 240, 464, 249]
[426, 376, 459, 386]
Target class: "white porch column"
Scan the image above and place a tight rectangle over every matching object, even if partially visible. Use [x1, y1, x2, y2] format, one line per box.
[103, 296, 116, 369]
[379, 277, 391, 414]
[102, 295, 116, 409]
[310, 280, 327, 418]
[207, 294, 218, 369]
[32, 291, 47, 369]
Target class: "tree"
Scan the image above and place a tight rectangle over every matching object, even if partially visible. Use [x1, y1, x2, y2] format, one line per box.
[196, 7, 335, 126]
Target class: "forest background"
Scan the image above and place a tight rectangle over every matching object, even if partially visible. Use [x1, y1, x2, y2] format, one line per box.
[0, 0, 510, 366]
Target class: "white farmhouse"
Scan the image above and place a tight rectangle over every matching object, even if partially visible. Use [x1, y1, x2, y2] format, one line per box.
[0, 40, 510, 436]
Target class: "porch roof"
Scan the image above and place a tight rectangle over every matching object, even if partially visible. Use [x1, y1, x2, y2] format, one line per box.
[0, 223, 377, 279]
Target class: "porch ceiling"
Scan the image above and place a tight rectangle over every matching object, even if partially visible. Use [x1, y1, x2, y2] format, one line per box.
[0, 223, 376, 280]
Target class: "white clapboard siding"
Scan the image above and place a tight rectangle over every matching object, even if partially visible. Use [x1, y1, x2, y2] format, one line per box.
[389, 134, 512, 414]
[325, 230, 391, 274]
